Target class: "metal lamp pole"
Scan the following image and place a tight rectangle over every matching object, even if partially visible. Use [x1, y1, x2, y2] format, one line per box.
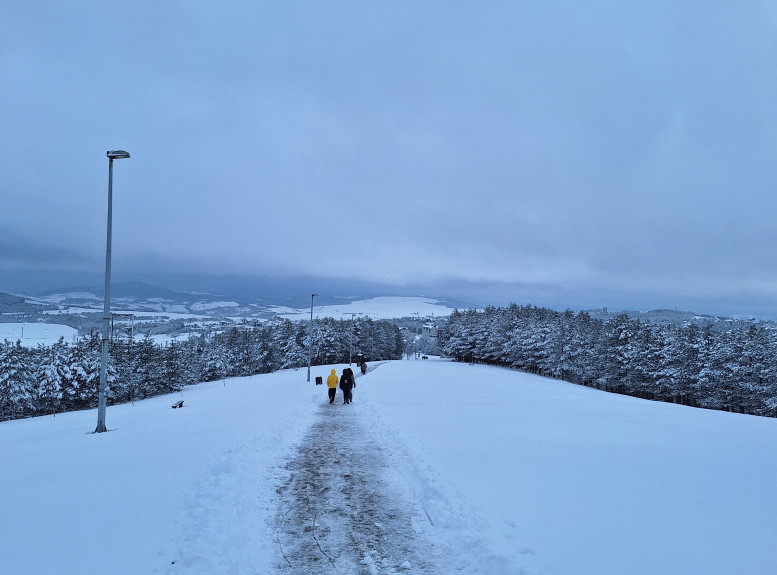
[307, 293, 318, 382]
[95, 150, 130, 433]
[348, 312, 359, 365]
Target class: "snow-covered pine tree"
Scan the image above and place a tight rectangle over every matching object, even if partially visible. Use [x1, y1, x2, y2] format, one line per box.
[33, 337, 71, 415]
[0, 340, 35, 420]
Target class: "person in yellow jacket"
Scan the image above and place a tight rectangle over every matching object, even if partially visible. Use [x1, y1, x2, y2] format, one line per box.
[326, 369, 339, 404]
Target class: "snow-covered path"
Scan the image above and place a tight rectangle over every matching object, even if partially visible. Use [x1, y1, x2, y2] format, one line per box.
[272, 401, 453, 574]
[2, 359, 775, 575]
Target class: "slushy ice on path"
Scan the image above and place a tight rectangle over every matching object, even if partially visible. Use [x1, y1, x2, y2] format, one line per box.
[272, 402, 462, 574]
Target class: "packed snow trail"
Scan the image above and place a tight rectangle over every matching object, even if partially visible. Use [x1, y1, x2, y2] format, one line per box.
[272, 399, 462, 574]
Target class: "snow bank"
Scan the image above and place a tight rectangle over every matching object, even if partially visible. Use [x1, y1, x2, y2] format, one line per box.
[361, 359, 777, 575]
[0, 369, 321, 574]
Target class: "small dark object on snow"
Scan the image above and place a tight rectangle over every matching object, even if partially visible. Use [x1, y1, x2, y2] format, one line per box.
[172, 400, 184, 409]
[315, 376, 323, 385]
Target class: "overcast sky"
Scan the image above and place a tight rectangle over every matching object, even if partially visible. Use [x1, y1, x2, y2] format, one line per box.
[3, 2, 777, 316]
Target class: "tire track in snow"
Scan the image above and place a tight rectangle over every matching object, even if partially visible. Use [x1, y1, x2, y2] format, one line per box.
[273, 401, 453, 575]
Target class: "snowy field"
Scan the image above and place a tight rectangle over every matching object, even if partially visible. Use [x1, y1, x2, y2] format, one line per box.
[0, 322, 78, 347]
[5, 295, 454, 349]
[1, 359, 775, 574]
[274, 296, 456, 321]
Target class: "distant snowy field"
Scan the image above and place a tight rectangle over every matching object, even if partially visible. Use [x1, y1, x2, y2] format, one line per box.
[1, 360, 774, 574]
[274, 296, 456, 321]
[0, 322, 78, 346]
[5, 296, 456, 347]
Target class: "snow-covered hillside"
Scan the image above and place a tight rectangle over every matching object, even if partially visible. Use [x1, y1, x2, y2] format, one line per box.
[1, 360, 774, 574]
[3, 293, 457, 347]
[21, 287, 460, 322]
[274, 296, 456, 321]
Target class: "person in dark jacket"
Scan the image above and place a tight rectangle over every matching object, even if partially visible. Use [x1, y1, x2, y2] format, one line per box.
[348, 367, 356, 401]
[339, 367, 355, 404]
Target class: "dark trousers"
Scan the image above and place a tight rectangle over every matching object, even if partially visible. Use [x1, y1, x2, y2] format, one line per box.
[328, 388, 336, 402]
[342, 389, 353, 403]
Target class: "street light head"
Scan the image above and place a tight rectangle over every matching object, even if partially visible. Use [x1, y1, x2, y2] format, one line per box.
[107, 150, 130, 159]
[312, 293, 319, 297]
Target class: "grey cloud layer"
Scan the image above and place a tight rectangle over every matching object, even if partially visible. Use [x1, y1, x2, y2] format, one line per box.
[2, 1, 776, 314]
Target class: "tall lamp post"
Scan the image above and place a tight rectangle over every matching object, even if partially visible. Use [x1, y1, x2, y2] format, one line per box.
[348, 312, 360, 365]
[95, 150, 130, 433]
[307, 293, 318, 382]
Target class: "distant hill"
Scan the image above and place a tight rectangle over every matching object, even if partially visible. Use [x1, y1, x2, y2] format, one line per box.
[0, 292, 25, 306]
[1, 282, 470, 341]
[584, 307, 760, 332]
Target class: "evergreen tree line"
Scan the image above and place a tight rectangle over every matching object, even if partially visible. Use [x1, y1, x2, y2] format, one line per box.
[0, 316, 404, 422]
[440, 305, 777, 417]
